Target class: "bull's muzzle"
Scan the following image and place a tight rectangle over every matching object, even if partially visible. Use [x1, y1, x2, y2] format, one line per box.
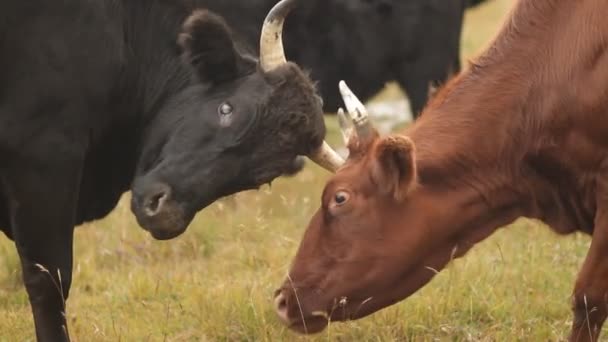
[131, 182, 190, 240]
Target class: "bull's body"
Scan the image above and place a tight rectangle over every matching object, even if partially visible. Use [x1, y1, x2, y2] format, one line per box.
[0, 0, 332, 340]
[0, 0, 136, 231]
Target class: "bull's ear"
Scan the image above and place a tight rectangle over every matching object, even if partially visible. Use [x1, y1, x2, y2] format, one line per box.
[370, 135, 417, 201]
[178, 10, 243, 84]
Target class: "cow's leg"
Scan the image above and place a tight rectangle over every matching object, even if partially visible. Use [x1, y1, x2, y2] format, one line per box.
[5, 158, 82, 342]
[569, 180, 608, 341]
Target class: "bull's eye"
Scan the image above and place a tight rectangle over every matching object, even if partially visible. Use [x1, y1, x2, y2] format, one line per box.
[334, 191, 350, 206]
[218, 102, 233, 116]
[218, 102, 233, 127]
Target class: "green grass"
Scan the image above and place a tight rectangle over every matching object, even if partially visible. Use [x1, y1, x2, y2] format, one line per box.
[1, 0, 598, 340]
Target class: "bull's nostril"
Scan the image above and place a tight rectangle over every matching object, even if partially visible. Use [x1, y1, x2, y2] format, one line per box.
[143, 184, 171, 217]
[147, 193, 165, 213]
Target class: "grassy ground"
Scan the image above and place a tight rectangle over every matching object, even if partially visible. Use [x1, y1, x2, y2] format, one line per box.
[1, 0, 599, 340]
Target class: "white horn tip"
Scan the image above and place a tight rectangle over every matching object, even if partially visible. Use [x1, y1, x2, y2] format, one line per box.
[339, 80, 348, 93]
[338, 80, 368, 119]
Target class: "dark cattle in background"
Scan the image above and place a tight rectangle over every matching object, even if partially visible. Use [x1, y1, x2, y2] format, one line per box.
[274, 0, 608, 341]
[199, 0, 490, 118]
[0, 0, 344, 340]
[467, 0, 489, 7]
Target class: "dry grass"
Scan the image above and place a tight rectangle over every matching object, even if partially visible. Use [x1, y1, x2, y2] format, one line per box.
[1, 0, 601, 340]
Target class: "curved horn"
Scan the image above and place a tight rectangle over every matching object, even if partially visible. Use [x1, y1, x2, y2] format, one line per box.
[259, 0, 296, 71]
[259, 0, 343, 172]
[308, 141, 345, 172]
[338, 80, 375, 141]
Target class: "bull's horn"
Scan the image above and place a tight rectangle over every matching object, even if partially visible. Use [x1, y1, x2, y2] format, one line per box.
[308, 141, 345, 172]
[338, 80, 375, 140]
[259, 0, 343, 172]
[259, 0, 296, 71]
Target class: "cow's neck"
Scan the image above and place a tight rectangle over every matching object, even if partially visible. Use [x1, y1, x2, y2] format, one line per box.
[401, 0, 599, 247]
[404, 97, 584, 260]
[402, 77, 528, 254]
[406, 66, 530, 216]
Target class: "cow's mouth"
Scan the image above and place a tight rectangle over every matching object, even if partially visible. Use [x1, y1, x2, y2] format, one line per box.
[275, 287, 383, 335]
[274, 288, 335, 334]
[287, 316, 329, 334]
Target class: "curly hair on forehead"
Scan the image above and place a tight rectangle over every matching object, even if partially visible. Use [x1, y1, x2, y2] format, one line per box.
[255, 62, 326, 152]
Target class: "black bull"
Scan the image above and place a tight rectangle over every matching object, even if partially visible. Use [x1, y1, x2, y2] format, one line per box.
[199, 0, 490, 118]
[0, 0, 347, 340]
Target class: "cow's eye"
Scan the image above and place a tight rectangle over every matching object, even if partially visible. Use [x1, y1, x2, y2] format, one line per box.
[218, 102, 233, 116]
[334, 191, 350, 206]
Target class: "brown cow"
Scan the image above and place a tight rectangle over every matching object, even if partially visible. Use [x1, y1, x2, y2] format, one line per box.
[273, 0, 608, 340]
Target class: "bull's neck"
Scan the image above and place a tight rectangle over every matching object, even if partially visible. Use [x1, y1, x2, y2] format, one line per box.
[118, 0, 193, 124]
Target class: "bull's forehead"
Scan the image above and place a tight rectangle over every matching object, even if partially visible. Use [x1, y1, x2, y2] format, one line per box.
[225, 68, 312, 104]
[265, 63, 319, 93]
[225, 72, 273, 101]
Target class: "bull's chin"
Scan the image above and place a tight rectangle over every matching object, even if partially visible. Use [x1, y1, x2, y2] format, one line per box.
[147, 226, 188, 240]
[134, 212, 193, 241]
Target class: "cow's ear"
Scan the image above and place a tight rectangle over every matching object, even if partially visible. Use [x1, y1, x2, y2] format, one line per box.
[178, 10, 243, 84]
[370, 135, 417, 201]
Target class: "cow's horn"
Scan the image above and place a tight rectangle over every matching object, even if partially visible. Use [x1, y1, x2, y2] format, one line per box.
[338, 80, 375, 140]
[259, 0, 295, 71]
[308, 141, 345, 172]
[337, 108, 354, 145]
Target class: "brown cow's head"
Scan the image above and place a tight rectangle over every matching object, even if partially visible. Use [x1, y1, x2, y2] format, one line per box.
[273, 82, 484, 334]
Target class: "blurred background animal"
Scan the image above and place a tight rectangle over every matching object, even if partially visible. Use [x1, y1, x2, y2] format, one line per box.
[199, 0, 490, 122]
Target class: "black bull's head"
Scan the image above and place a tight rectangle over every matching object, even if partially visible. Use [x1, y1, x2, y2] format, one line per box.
[130, 0, 344, 240]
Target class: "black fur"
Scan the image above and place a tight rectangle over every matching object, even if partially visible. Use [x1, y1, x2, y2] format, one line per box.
[0, 0, 325, 339]
[197, 0, 490, 117]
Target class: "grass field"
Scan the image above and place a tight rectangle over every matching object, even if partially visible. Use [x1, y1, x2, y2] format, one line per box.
[1, 0, 601, 340]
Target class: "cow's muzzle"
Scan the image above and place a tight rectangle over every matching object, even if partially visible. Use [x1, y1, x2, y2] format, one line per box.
[131, 182, 191, 240]
[273, 287, 330, 334]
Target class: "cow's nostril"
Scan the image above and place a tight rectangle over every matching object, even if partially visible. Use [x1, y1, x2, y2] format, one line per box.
[274, 292, 290, 323]
[143, 184, 171, 217]
[277, 296, 287, 311]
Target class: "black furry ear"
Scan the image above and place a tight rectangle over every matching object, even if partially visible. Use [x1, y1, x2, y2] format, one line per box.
[178, 10, 241, 84]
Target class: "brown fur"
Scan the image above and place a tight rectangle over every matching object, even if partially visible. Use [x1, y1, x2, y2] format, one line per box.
[275, 0, 608, 340]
